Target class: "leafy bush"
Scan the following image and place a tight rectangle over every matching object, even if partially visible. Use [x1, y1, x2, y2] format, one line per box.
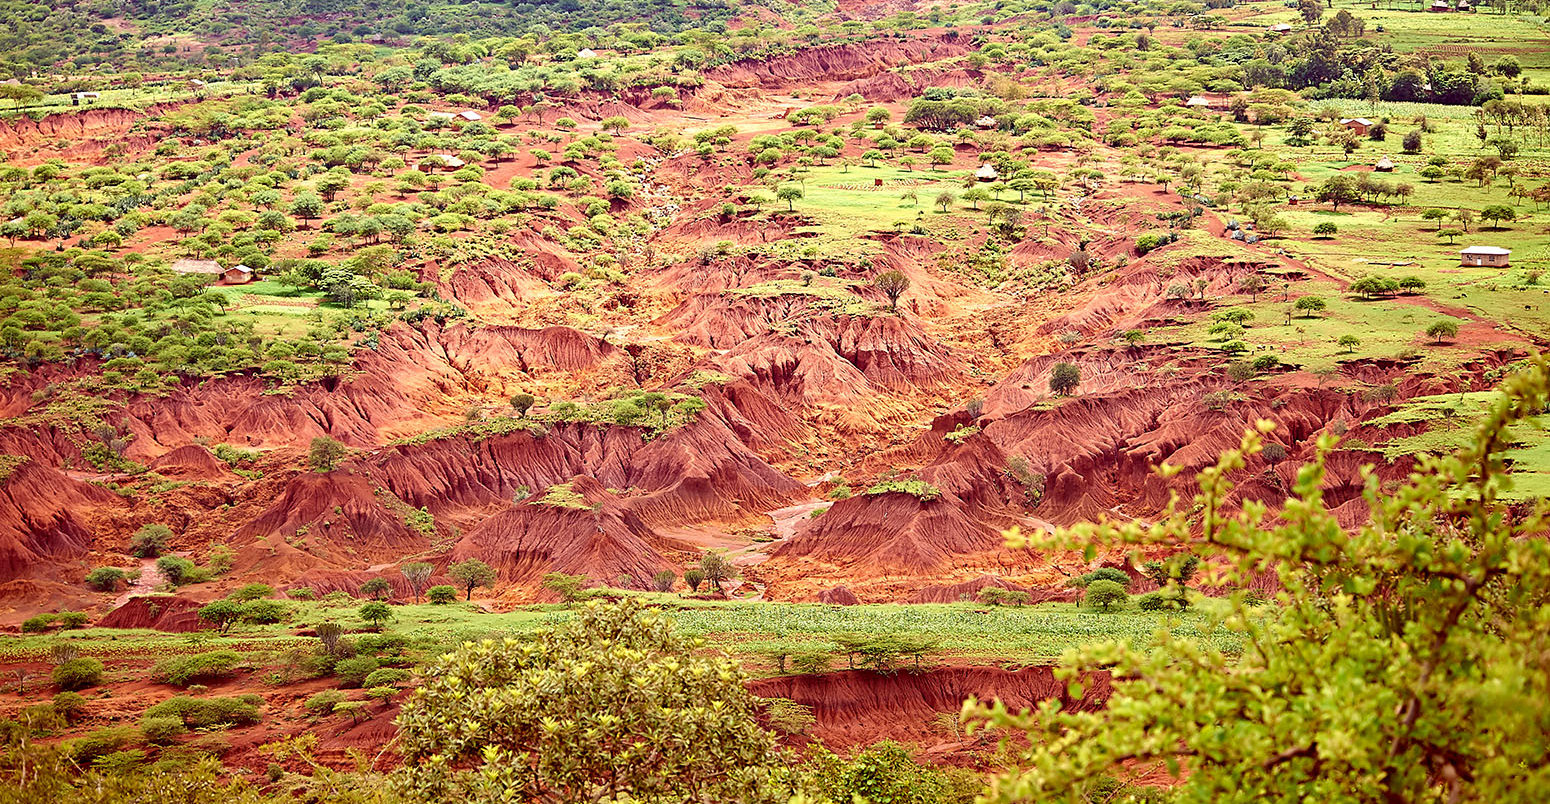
[143, 695, 261, 729]
[426, 585, 457, 604]
[140, 716, 186, 743]
[230, 583, 274, 602]
[21, 614, 55, 633]
[978, 587, 1031, 606]
[156, 556, 211, 586]
[85, 567, 128, 592]
[130, 524, 172, 557]
[51, 691, 87, 724]
[66, 726, 139, 763]
[305, 690, 346, 715]
[154, 650, 242, 686]
[334, 656, 380, 688]
[362, 668, 411, 688]
[1136, 592, 1174, 612]
[288, 586, 317, 600]
[240, 600, 288, 624]
[864, 478, 942, 501]
[53, 658, 104, 691]
[1068, 568, 1130, 588]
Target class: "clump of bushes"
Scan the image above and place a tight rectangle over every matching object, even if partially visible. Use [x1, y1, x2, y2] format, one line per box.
[1066, 568, 1130, 588]
[426, 584, 457, 604]
[334, 656, 381, 688]
[142, 694, 262, 729]
[53, 658, 105, 691]
[85, 567, 128, 592]
[154, 650, 242, 686]
[977, 587, 1031, 607]
[305, 690, 347, 715]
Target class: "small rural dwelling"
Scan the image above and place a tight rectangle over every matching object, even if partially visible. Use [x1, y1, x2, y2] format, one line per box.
[975, 164, 999, 182]
[1340, 117, 1375, 136]
[1459, 246, 1510, 267]
[1456, 0, 1472, 8]
[71, 91, 100, 105]
[222, 265, 254, 284]
[1269, 22, 1292, 33]
[429, 110, 481, 123]
[1375, 156, 1395, 172]
[974, 115, 998, 129]
[576, 48, 597, 59]
[1185, 94, 1232, 111]
[170, 259, 223, 276]
[1428, 0, 1451, 10]
[416, 154, 466, 172]
[189, 78, 207, 89]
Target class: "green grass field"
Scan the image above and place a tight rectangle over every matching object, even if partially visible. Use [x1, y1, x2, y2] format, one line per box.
[5, 597, 1247, 671]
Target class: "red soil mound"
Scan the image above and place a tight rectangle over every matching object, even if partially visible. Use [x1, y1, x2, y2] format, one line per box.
[818, 585, 861, 605]
[774, 487, 1007, 573]
[747, 666, 1109, 748]
[117, 321, 618, 459]
[705, 38, 972, 88]
[0, 460, 124, 583]
[453, 476, 673, 590]
[98, 594, 207, 632]
[149, 444, 235, 481]
[232, 469, 426, 571]
[371, 416, 802, 532]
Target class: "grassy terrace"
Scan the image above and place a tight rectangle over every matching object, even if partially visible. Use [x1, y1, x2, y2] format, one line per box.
[1, 597, 1247, 672]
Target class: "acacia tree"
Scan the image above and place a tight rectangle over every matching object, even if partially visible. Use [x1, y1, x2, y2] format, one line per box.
[394, 599, 783, 803]
[448, 558, 496, 601]
[873, 270, 910, 312]
[1049, 362, 1081, 396]
[971, 361, 1550, 803]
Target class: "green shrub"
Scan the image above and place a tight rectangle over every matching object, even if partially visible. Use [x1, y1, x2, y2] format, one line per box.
[21, 614, 55, 633]
[426, 585, 457, 604]
[1137, 592, 1173, 611]
[334, 656, 380, 688]
[53, 658, 104, 690]
[230, 583, 274, 602]
[156, 555, 212, 586]
[978, 587, 1030, 606]
[305, 690, 346, 715]
[1069, 568, 1130, 588]
[288, 586, 316, 600]
[57, 611, 89, 629]
[362, 668, 411, 688]
[85, 567, 128, 592]
[143, 695, 261, 729]
[52, 691, 88, 724]
[66, 726, 139, 763]
[130, 524, 172, 558]
[140, 715, 186, 743]
[240, 599, 288, 624]
[154, 650, 242, 686]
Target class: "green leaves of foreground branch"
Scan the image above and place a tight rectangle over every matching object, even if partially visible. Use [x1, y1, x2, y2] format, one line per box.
[973, 358, 1550, 803]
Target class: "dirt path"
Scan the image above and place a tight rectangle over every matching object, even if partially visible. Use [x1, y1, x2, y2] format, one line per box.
[113, 558, 166, 607]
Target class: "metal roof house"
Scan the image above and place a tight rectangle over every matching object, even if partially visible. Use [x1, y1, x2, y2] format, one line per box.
[1459, 246, 1510, 267]
[974, 164, 1000, 182]
[1340, 117, 1375, 135]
